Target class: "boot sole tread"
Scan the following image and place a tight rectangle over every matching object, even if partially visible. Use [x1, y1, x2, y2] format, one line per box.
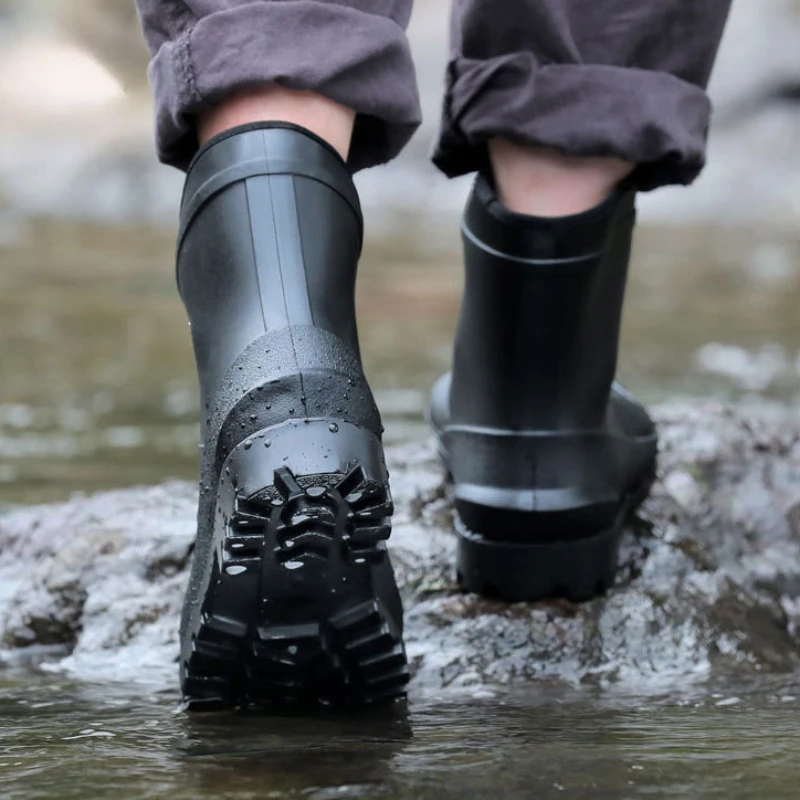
[181, 465, 409, 709]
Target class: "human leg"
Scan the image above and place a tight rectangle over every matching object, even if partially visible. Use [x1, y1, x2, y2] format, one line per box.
[430, 0, 732, 600]
[135, 0, 420, 707]
[436, 0, 733, 191]
[487, 141, 634, 217]
[197, 86, 355, 160]
[135, 0, 420, 170]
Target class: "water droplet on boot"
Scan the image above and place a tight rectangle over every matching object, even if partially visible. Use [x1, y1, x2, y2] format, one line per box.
[264, 440, 272, 448]
[329, 423, 339, 433]
[244, 441, 253, 451]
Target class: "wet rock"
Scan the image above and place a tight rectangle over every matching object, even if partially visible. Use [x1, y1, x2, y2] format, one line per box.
[2, 402, 800, 694]
[0, 484, 195, 684]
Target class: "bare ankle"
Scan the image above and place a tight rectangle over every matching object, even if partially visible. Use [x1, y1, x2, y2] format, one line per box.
[488, 138, 634, 217]
[198, 85, 355, 161]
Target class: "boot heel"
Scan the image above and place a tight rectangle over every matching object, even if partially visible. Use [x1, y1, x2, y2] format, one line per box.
[181, 419, 409, 708]
[454, 503, 623, 603]
[454, 474, 654, 603]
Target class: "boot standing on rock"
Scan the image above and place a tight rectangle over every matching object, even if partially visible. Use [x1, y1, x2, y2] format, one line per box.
[133, 0, 732, 708]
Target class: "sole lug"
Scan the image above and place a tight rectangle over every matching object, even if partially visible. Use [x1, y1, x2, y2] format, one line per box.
[181, 462, 409, 709]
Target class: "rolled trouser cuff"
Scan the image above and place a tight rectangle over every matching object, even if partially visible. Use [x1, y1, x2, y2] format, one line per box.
[148, 1, 422, 172]
[432, 55, 714, 191]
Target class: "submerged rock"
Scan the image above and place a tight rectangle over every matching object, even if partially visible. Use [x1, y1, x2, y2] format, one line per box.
[2, 402, 800, 695]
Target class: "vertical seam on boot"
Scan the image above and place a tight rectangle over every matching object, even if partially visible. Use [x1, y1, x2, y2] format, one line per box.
[292, 178, 316, 329]
[243, 179, 269, 333]
[291, 176, 312, 418]
[273, 177, 314, 326]
[247, 134, 270, 334]
[263, 136, 308, 418]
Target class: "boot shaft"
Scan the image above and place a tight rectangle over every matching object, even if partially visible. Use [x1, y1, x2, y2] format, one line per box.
[177, 124, 365, 418]
[452, 175, 636, 432]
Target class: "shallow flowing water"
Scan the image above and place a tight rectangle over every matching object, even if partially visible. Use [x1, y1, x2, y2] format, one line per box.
[3, 667, 800, 800]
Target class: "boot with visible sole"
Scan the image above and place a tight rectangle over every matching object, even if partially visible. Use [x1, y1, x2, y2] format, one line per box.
[429, 175, 658, 603]
[177, 123, 409, 708]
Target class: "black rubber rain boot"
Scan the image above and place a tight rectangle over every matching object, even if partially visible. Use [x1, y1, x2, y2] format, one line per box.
[429, 174, 658, 603]
[177, 123, 409, 708]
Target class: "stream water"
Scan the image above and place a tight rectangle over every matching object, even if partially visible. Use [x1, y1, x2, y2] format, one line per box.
[3, 667, 800, 799]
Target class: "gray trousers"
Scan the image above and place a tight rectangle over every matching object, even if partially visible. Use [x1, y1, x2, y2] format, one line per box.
[135, 0, 732, 190]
